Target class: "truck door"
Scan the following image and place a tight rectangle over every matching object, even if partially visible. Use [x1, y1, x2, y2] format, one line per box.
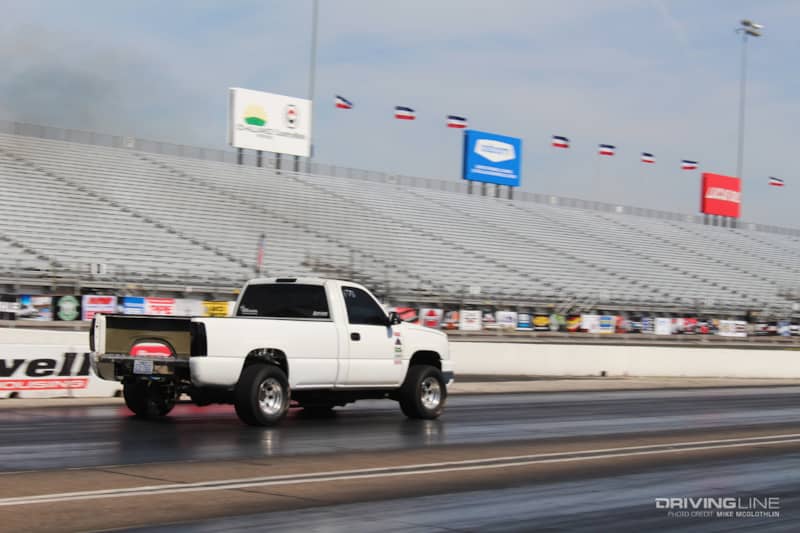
[339, 286, 401, 386]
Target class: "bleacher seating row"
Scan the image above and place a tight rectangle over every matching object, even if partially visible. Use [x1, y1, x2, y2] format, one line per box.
[0, 130, 797, 315]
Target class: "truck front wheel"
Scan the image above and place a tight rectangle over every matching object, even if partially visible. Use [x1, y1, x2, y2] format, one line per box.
[399, 364, 447, 419]
[123, 380, 176, 418]
[234, 364, 290, 426]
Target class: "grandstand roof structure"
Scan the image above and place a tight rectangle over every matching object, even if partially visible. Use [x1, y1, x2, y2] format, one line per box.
[1, 120, 798, 317]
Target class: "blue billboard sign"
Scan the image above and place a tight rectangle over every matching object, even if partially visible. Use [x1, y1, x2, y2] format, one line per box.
[463, 129, 522, 187]
[122, 296, 146, 315]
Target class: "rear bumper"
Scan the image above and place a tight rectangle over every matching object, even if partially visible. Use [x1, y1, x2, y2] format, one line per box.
[92, 353, 189, 381]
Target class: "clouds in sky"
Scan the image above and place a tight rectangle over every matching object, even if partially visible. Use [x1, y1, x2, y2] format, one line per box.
[0, 0, 797, 226]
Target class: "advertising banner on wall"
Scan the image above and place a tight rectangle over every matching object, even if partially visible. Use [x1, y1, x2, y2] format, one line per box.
[0, 346, 121, 398]
[533, 315, 550, 331]
[654, 317, 673, 335]
[203, 301, 232, 317]
[566, 315, 582, 332]
[228, 88, 312, 157]
[0, 296, 18, 320]
[495, 311, 518, 331]
[597, 315, 616, 334]
[145, 297, 176, 316]
[175, 299, 204, 317]
[81, 295, 117, 321]
[482, 310, 498, 329]
[390, 307, 419, 324]
[53, 295, 81, 321]
[718, 320, 748, 337]
[419, 308, 444, 329]
[459, 310, 482, 331]
[580, 315, 598, 333]
[121, 296, 146, 315]
[17, 296, 52, 321]
[442, 311, 460, 330]
[463, 129, 522, 186]
[701, 173, 742, 218]
[516, 313, 533, 331]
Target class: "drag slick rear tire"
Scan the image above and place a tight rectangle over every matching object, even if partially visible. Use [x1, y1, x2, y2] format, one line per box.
[234, 364, 290, 426]
[123, 380, 176, 418]
[399, 364, 447, 419]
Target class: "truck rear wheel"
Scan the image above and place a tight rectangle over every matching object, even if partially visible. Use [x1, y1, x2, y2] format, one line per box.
[123, 381, 176, 418]
[399, 364, 447, 419]
[234, 364, 290, 426]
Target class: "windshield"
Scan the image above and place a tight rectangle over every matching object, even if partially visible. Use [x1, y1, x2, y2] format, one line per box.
[236, 284, 330, 319]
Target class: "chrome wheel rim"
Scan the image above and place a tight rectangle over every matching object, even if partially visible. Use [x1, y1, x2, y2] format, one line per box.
[258, 377, 284, 416]
[420, 377, 442, 410]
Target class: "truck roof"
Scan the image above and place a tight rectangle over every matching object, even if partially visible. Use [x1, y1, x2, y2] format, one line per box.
[245, 277, 355, 286]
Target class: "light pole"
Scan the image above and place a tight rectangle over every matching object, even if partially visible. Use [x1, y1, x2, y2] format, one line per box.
[306, 0, 319, 173]
[735, 19, 763, 181]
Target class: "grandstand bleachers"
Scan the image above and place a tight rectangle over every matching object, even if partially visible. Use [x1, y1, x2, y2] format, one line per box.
[0, 127, 797, 315]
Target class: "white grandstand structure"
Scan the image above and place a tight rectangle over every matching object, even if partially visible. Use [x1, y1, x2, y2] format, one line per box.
[1, 120, 798, 316]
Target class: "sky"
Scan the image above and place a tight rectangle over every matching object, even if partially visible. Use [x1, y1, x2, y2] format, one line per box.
[1, 0, 798, 226]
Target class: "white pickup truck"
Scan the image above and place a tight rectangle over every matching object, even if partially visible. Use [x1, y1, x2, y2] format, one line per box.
[91, 278, 453, 426]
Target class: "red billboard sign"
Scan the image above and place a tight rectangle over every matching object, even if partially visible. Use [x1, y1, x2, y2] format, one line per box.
[701, 173, 741, 218]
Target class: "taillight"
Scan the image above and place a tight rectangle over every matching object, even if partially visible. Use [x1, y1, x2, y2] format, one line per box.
[190, 322, 207, 357]
[89, 317, 96, 351]
[130, 341, 173, 357]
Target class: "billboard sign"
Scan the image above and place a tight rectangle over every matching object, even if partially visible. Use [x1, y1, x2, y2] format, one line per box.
[718, 320, 748, 337]
[419, 308, 444, 329]
[121, 296, 146, 315]
[175, 299, 204, 316]
[145, 297, 176, 316]
[81, 295, 117, 321]
[0, 296, 18, 320]
[463, 129, 522, 186]
[516, 312, 533, 331]
[654, 317, 672, 336]
[701, 173, 741, 218]
[203, 301, 232, 317]
[228, 88, 312, 157]
[459, 310, 482, 331]
[17, 296, 52, 321]
[53, 295, 81, 321]
[442, 311, 460, 330]
[495, 311, 518, 331]
[597, 315, 616, 334]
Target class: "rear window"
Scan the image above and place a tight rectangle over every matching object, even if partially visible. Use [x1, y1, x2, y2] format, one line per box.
[236, 284, 330, 319]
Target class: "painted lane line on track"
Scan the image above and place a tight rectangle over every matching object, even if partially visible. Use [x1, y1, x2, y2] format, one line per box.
[2, 433, 800, 506]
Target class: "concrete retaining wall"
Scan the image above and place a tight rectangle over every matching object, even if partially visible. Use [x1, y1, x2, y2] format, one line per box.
[450, 341, 800, 379]
[3, 330, 800, 398]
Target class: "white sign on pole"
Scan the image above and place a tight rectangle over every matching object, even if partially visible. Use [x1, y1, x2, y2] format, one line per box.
[228, 88, 312, 157]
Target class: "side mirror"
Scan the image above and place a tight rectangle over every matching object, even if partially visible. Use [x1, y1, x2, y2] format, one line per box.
[388, 311, 403, 326]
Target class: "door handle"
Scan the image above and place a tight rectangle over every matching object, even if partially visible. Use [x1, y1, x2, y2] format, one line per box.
[351, 332, 361, 341]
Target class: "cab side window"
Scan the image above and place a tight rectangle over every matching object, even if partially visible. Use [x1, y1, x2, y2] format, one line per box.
[341, 287, 388, 326]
